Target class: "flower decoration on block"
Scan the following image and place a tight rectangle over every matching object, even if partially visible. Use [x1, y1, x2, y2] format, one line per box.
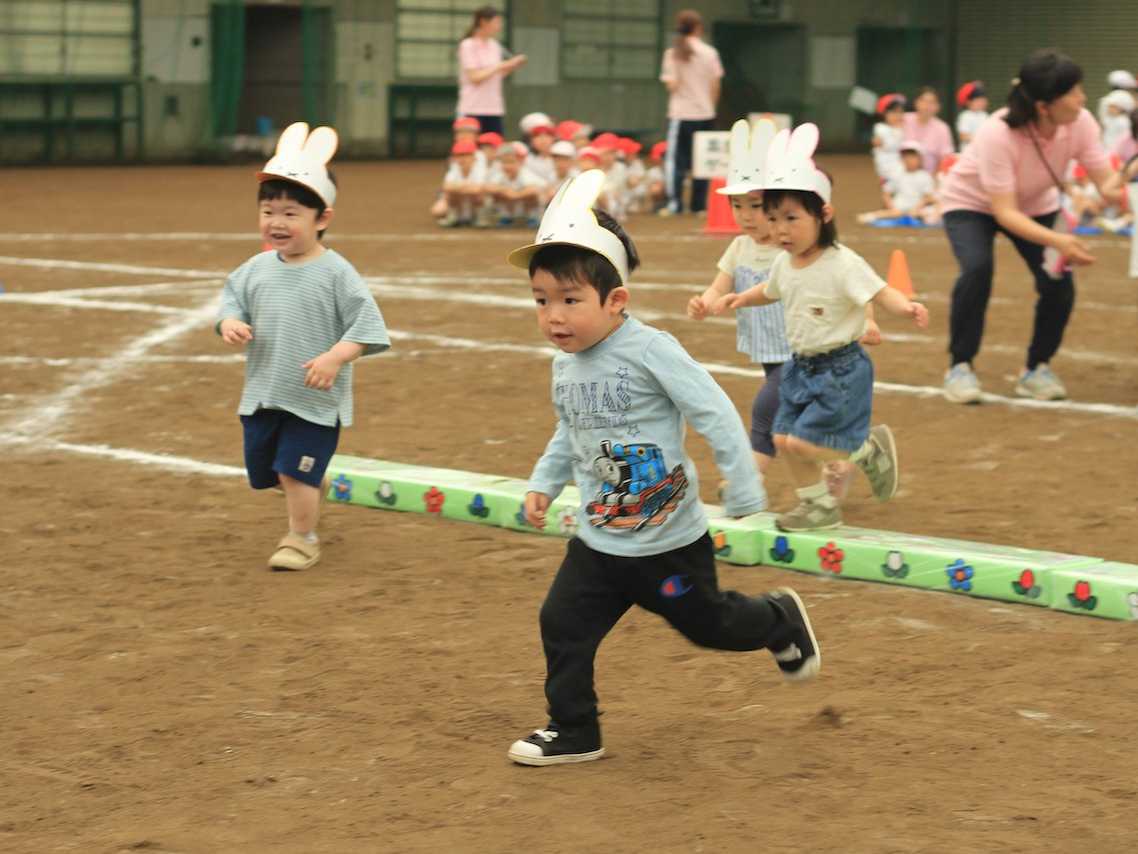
[557, 509, 578, 535]
[1066, 579, 1097, 611]
[711, 530, 732, 558]
[881, 550, 909, 579]
[423, 486, 445, 516]
[1012, 568, 1042, 599]
[467, 493, 491, 519]
[1127, 592, 1138, 620]
[946, 559, 974, 592]
[332, 474, 352, 502]
[768, 535, 795, 564]
[819, 542, 843, 574]
[375, 480, 397, 506]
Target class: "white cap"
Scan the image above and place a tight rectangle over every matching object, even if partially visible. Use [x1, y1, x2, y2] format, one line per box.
[550, 140, 577, 157]
[1108, 69, 1136, 89]
[519, 112, 555, 135]
[507, 170, 629, 284]
[256, 121, 338, 207]
[764, 123, 831, 204]
[899, 139, 923, 154]
[1104, 89, 1136, 112]
[717, 117, 777, 195]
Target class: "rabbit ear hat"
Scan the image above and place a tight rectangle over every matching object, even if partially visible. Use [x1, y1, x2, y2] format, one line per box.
[507, 169, 629, 284]
[763, 122, 832, 204]
[717, 117, 777, 195]
[256, 121, 339, 208]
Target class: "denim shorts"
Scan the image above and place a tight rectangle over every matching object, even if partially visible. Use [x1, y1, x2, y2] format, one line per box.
[241, 409, 341, 489]
[771, 341, 873, 452]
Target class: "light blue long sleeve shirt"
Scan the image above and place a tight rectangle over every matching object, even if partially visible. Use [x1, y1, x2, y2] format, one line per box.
[528, 315, 767, 557]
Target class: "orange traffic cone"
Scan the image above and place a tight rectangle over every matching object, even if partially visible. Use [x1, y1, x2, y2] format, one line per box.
[887, 248, 914, 297]
[702, 177, 741, 235]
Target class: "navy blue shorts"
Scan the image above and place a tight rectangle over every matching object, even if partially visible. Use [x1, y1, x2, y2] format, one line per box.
[772, 341, 873, 453]
[240, 409, 340, 489]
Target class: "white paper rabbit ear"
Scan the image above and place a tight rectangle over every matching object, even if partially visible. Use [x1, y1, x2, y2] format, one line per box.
[507, 169, 630, 284]
[764, 122, 831, 203]
[718, 116, 779, 195]
[256, 120, 339, 207]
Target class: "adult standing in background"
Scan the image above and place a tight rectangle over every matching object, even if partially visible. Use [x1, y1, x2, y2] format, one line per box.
[456, 6, 526, 136]
[939, 50, 1121, 405]
[902, 88, 955, 174]
[659, 10, 723, 216]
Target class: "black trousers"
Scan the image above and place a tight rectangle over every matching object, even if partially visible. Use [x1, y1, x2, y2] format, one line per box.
[664, 117, 713, 213]
[943, 208, 1075, 370]
[539, 534, 791, 726]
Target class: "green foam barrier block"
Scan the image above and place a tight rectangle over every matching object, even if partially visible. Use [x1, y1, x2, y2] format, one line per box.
[1048, 562, 1138, 620]
[704, 507, 767, 565]
[754, 520, 1102, 606]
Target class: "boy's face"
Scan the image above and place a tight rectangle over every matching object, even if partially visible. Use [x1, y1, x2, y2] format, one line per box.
[531, 270, 627, 353]
[552, 155, 573, 176]
[500, 153, 521, 177]
[884, 106, 904, 125]
[454, 128, 477, 143]
[259, 194, 332, 261]
[480, 143, 497, 160]
[454, 152, 476, 172]
[969, 95, 989, 111]
[901, 150, 922, 170]
[530, 132, 554, 153]
[730, 193, 770, 241]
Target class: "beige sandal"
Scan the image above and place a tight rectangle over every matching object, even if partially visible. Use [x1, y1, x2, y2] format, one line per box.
[268, 533, 321, 571]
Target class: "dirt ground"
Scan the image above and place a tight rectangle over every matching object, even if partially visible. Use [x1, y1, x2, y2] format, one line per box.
[3, 155, 1138, 853]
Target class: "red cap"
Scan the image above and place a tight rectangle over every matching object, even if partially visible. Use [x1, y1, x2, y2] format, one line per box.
[956, 81, 985, 107]
[618, 137, 642, 156]
[650, 141, 667, 162]
[556, 120, 586, 140]
[876, 93, 906, 115]
[528, 124, 555, 136]
[451, 139, 478, 155]
[453, 116, 481, 131]
[591, 132, 620, 151]
[578, 146, 602, 163]
[477, 131, 504, 147]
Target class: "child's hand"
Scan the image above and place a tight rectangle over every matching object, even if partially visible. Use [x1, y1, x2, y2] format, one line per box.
[907, 301, 930, 330]
[712, 293, 741, 315]
[687, 294, 710, 320]
[524, 491, 551, 529]
[302, 351, 344, 391]
[220, 318, 253, 346]
[860, 317, 882, 346]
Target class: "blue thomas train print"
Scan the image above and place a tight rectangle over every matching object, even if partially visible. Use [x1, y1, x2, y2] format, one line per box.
[587, 440, 688, 531]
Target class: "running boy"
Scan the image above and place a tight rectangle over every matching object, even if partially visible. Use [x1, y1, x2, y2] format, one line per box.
[216, 122, 390, 570]
[717, 124, 929, 532]
[504, 169, 821, 766]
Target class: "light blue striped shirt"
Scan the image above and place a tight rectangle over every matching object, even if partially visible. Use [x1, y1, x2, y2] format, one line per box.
[716, 236, 792, 364]
[216, 249, 389, 427]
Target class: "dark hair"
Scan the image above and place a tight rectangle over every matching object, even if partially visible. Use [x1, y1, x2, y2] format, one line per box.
[1131, 108, 1138, 143]
[463, 5, 500, 40]
[672, 10, 702, 62]
[258, 174, 336, 235]
[1004, 49, 1083, 129]
[528, 209, 640, 304]
[914, 86, 940, 103]
[761, 187, 838, 251]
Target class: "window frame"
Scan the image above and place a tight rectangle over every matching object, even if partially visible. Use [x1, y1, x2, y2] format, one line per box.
[560, 1, 663, 82]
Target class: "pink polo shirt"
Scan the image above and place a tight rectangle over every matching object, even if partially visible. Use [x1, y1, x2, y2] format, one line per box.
[941, 108, 1109, 217]
[660, 38, 723, 121]
[457, 36, 504, 117]
[900, 112, 955, 174]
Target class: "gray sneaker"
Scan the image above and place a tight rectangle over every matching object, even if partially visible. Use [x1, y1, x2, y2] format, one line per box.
[1015, 364, 1067, 400]
[943, 363, 983, 404]
[856, 424, 899, 502]
[775, 500, 841, 532]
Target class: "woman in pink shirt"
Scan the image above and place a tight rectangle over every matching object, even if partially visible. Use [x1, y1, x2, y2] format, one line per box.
[901, 88, 955, 175]
[939, 50, 1121, 404]
[455, 6, 526, 136]
[659, 9, 723, 215]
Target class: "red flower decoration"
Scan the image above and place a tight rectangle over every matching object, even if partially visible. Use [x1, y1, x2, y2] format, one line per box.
[819, 542, 844, 574]
[1074, 580, 1092, 603]
[1019, 569, 1035, 589]
[423, 486, 446, 515]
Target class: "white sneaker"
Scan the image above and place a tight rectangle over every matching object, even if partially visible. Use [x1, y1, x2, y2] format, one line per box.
[1015, 364, 1067, 400]
[943, 363, 983, 404]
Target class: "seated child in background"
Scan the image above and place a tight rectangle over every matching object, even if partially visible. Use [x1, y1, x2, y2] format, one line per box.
[438, 139, 486, 227]
[592, 133, 629, 220]
[503, 168, 820, 767]
[955, 81, 989, 150]
[857, 141, 937, 225]
[577, 145, 602, 173]
[871, 93, 906, 201]
[478, 131, 504, 169]
[485, 142, 547, 227]
[1111, 107, 1138, 166]
[1067, 157, 1131, 233]
[557, 119, 593, 150]
[644, 141, 667, 212]
[520, 112, 558, 186]
[620, 138, 647, 213]
[1100, 90, 1136, 151]
[547, 140, 581, 202]
[431, 117, 486, 219]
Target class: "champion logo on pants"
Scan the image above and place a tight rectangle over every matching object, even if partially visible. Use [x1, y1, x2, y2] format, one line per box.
[660, 574, 693, 598]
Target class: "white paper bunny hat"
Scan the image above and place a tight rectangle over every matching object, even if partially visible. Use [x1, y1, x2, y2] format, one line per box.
[255, 121, 339, 207]
[763, 122, 832, 204]
[717, 116, 777, 195]
[506, 169, 629, 284]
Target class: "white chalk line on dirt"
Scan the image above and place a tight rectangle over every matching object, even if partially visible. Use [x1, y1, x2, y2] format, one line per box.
[4, 435, 245, 478]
